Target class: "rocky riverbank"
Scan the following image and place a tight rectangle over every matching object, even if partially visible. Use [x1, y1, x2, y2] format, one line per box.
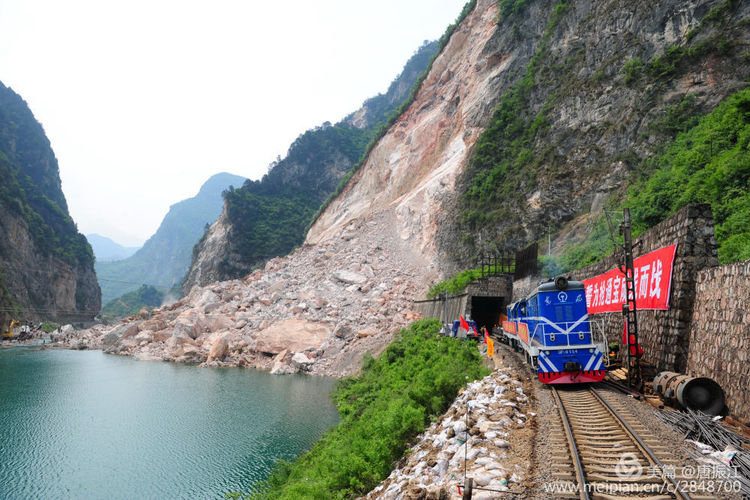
[366, 363, 536, 499]
[54, 212, 430, 378]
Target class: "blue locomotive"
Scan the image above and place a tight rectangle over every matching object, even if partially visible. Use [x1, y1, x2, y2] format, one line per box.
[501, 277, 607, 384]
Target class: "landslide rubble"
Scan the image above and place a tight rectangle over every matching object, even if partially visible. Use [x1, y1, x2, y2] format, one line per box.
[60, 213, 425, 377]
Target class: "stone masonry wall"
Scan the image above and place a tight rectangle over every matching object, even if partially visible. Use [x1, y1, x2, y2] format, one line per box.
[568, 204, 718, 373]
[687, 260, 750, 423]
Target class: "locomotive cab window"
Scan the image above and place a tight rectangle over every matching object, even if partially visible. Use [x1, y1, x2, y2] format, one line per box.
[554, 304, 575, 323]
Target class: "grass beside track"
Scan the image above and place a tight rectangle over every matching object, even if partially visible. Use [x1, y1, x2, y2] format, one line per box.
[239, 319, 490, 500]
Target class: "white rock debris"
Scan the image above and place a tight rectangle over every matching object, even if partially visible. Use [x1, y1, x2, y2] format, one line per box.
[366, 368, 534, 499]
[54, 213, 427, 377]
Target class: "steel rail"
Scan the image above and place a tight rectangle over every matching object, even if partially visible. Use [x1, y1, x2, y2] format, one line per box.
[551, 386, 591, 500]
[589, 387, 692, 500]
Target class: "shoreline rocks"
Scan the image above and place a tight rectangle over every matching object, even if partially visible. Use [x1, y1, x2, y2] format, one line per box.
[52, 212, 429, 378]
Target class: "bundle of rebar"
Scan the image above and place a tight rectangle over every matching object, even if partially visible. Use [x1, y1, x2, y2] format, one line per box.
[655, 409, 750, 496]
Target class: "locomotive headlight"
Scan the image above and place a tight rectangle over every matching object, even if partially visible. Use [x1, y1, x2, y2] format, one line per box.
[589, 348, 594, 353]
[545, 351, 550, 356]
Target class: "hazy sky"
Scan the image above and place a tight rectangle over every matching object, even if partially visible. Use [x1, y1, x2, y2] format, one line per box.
[0, 0, 468, 246]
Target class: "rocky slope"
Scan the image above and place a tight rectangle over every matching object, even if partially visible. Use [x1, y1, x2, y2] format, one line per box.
[62, 211, 423, 377]
[60, 0, 514, 372]
[309, 0, 750, 274]
[60, 0, 749, 375]
[366, 367, 534, 499]
[0, 81, 100, 325]
[306, 0, 507, 274]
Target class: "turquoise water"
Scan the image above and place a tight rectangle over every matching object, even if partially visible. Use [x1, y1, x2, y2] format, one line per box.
[0, 348, 339, 499]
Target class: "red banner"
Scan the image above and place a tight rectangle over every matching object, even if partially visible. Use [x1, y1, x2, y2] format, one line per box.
[583, 244, 677, 314]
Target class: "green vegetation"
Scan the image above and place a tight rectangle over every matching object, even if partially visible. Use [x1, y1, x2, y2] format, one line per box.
[460, 1, 569, 235]
[558, 89, 750, 271]
[222, 124, 370, 279]
[428, 268, 486, 297]
[427, 262, 514, 298]
[627, 88, 750, 264]
[635, 0, 740, 83]
[0, 81, 97, 321]
[687, 0, 741, 40]
[622, 57, 643, 85]
[101, 285, 165, 321]
[247, 319, 489, 499]
[498, 0, 530, 20]
[556, 215, 618, 272]
[0, 83, 94, 269]
[40, 322, 60, 333]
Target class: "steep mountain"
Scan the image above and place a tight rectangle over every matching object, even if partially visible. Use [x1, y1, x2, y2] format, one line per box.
[96, 172, 246, 304]
[0, 81, 100, 325]
[310, 0, 750, 276]
[183, 40, 441, 292]
[86, 233, 140, 262]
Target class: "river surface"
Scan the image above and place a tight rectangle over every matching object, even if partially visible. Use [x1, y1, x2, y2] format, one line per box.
[0, 347, 340, 499]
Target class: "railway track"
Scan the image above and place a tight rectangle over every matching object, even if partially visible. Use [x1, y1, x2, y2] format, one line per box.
[549, 386, 711, 500]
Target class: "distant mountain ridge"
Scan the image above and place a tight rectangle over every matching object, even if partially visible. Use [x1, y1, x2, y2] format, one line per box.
[0, 81, 100, 324]
[86, 234, 140, 262]
[96, 172, 246, 304]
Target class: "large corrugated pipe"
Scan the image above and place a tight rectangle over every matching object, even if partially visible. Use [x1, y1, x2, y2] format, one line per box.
[653, 371, 725, 415]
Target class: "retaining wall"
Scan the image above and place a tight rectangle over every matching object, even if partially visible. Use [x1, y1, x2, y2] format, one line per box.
[687, 260, 750, 424]
[567, 204, 718, 374]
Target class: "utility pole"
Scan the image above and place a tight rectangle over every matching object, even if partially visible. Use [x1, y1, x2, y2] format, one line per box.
[619, 208, 643, 390]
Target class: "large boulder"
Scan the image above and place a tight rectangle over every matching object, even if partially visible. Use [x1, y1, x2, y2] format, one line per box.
[292, 352, 313, 370]
[254, 319, 329, 355]
[206, 335, 229, 363]
[332, 270, 367, 285]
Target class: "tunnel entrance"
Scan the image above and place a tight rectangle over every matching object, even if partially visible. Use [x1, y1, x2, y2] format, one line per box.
[470, 296, 506, 332]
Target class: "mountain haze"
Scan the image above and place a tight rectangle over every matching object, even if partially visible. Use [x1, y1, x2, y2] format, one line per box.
[96, 172, 246, 304]
[86, 233, 140, 262]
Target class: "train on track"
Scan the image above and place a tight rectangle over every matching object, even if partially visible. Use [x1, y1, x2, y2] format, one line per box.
[500, 276, 608, 384]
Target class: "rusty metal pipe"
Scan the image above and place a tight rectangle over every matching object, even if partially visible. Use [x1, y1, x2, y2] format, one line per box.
[653, 371, 725, 415]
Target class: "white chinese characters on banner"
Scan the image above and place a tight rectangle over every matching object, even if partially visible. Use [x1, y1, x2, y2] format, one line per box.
[582, 244, 677, 314]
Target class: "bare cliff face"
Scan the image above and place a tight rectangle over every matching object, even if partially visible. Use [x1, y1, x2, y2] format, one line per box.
[0, 210, 100, 324]
[306, 0, 510, 275]
[309, 0, 750, 273]
[182, 207, 235, 292]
